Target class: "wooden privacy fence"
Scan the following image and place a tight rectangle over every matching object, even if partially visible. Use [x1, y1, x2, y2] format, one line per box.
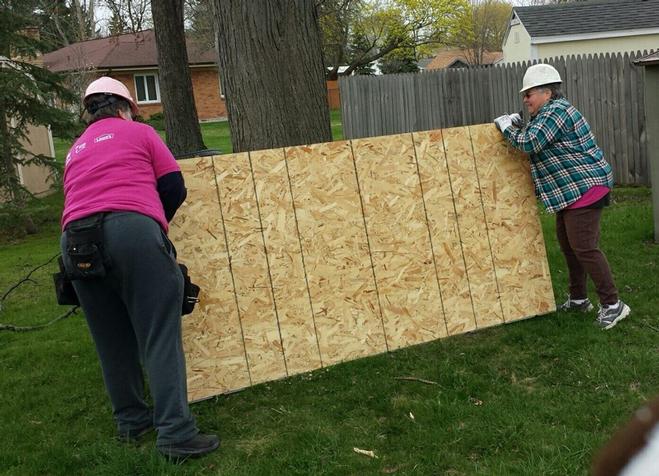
[340, 51, 652, 185]
[169, 124, 555, 403]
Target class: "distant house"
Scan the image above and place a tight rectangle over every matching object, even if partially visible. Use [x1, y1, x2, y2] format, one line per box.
[43, 30, 226, 121]
[425, 49, 503, 70]
[636, 49, 659, 65]
[416, 57, 434, 71]
[0, 55, 56, 199]
[503, 0, 659, 63]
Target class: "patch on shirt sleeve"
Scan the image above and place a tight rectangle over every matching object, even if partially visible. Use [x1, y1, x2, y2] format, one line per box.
[94, 133, 115, 143]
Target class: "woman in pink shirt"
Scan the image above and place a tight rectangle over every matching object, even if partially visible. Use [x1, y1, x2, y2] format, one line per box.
[60, 77, 218, 459]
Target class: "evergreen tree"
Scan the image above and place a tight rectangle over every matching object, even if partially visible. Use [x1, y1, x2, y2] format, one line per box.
[0, 0, 76, 208]
[379, 35, 419, 74]
[348, 31, 376, 76]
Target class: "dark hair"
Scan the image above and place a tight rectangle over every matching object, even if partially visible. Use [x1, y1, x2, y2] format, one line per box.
[82, 93, 131, 124]
[541, 83, 564, 100]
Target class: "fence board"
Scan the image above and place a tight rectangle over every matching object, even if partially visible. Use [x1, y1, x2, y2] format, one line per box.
[632, 56, 641, 183]
[636, 61, 648, 184]
[625, 53, 639, 183]
[341, 52, 652, 185]
[604, 54, 618, 180]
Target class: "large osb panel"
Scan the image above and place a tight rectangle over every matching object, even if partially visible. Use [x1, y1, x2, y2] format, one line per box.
[468, 125, 555, 320]
[285, 141, 387, 366]
[352, 133, 447, 350]
[214, 153, 287, 386]
[169, 157, 249, 401]
[171, 125, 555, 402]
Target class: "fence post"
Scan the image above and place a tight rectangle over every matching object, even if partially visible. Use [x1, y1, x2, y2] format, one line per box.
[635, 56, 659, 242]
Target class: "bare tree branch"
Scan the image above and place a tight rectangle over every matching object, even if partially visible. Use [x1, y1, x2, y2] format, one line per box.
[0, 254, 59, 305]
[0, 306, 79, 332]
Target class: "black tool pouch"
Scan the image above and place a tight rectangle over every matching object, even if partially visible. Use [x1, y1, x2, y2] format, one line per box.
[65, 213, 109, 280]
[53, 256, 80, 306]
[179, 263, 200, 315]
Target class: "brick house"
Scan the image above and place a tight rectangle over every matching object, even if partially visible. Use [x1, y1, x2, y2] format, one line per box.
[42, 30, 226, 121]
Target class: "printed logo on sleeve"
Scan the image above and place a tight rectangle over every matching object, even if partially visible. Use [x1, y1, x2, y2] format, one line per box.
[94, 133, 114, 143]
[75, 142, 87, 153]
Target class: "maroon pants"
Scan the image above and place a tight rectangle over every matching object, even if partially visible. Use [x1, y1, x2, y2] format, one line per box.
[555, 207, 618, 305]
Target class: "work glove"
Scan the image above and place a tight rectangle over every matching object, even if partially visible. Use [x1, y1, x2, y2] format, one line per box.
[494, 114, 512, 132]
[510, 112, 524, 128]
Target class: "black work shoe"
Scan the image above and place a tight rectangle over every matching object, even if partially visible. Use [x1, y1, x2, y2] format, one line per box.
[158, 433, 220, 459]
[116, 423, 154, 443]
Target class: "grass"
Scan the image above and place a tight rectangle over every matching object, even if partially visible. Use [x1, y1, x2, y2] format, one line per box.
[2, 119, 658, 474]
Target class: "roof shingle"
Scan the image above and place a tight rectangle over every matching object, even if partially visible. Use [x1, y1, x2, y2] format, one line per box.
[514, 0, 659, 39]
[43, 29, 216, 73]
[426, 49, 503, 69]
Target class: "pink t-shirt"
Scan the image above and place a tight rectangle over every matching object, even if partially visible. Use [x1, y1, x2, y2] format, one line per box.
[567, 185, 610, 209]
[61, 118, 180, 232]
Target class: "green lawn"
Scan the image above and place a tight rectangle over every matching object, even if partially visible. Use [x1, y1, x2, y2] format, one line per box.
[3, 121, 658, 474]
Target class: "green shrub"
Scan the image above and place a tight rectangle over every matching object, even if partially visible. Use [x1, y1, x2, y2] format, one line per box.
[145, 112, 165, 130]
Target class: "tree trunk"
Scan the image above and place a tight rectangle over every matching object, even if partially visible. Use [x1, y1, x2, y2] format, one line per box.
[151, 0, 206, 156]
[212, 0, 332, 152]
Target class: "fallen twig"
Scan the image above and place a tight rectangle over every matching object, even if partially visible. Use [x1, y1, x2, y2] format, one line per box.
[353, 447, 378, 459]
[394, 376, 438, 385]
[0, 253, 59, 304]
[0, 306, 79, 332]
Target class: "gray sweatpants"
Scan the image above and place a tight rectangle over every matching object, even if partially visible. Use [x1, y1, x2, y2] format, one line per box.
[61, 212, 198, 445]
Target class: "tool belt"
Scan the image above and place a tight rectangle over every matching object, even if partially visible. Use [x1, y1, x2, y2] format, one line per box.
[53, 212, 200, 314]
[64, 213, 109, 280]
[53, 212, 108, 306]
[53, 256, 80, 306]
[179, 263, 200, 315]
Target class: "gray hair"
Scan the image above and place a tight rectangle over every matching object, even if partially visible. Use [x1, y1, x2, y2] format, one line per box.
[539, 82, 564, 100]
[82, 94, 131, 124]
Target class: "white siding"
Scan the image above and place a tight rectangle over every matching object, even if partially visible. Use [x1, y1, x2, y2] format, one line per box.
[537, 33, 659, 59]
[502, 24, 533, 64]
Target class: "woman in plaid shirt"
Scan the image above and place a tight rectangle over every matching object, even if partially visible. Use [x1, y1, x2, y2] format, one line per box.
[494, 63, 630, 330]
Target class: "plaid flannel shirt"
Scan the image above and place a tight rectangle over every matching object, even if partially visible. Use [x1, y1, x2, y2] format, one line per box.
[503, 98, 613, 213]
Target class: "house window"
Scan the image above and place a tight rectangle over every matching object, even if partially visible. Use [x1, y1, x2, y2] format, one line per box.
[134, 74, 160, 103]
[514, 32, 520, 44]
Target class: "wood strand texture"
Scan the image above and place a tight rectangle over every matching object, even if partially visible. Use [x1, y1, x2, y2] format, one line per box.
[171, 124, 556, 402]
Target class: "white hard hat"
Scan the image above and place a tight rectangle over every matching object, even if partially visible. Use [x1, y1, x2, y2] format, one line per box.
[519, 64, 562, 93]
[84, 76, 139, 115]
